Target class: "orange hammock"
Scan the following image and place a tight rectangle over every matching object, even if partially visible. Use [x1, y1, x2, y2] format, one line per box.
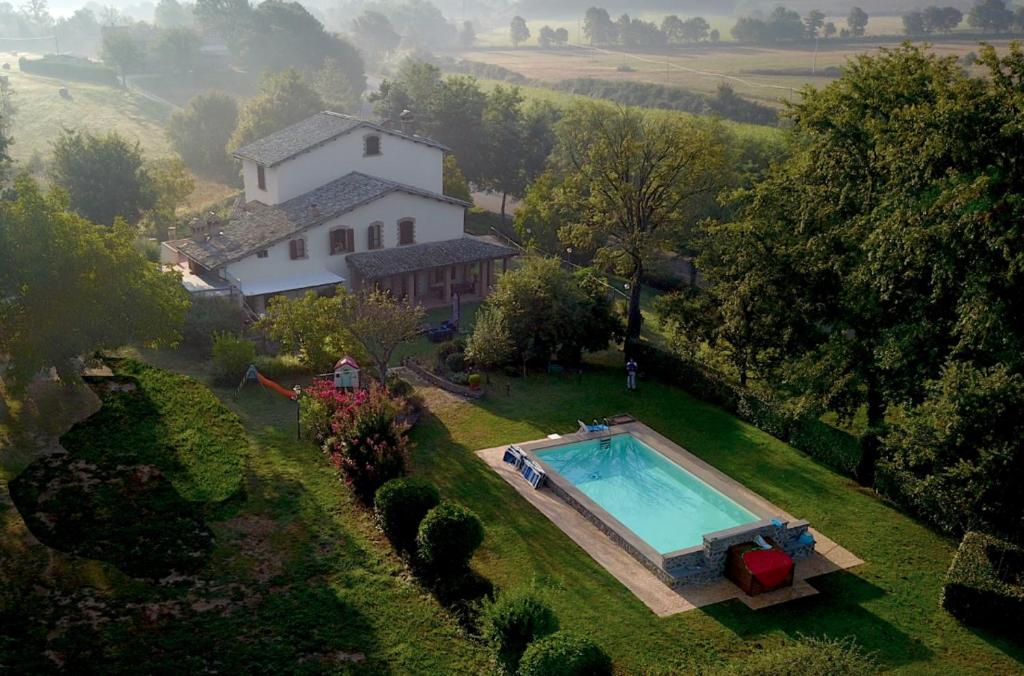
[255, 370, 298, 400]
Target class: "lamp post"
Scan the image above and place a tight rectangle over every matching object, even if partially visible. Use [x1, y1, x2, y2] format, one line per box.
[292, 385, 302, 441]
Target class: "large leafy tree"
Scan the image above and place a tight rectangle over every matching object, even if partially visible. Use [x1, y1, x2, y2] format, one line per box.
[100, 31, 144, 86]
[257, 289, 361, 372]
[537, 101, 727, 351]
[151, 27, 201, 76]
[0, 177, 189, 385]
[881, 361, 1024, 540]
[167, 91, 239, 176]
[49, 128, 156, 226]
[475, 256, 621, 369]
[344, 289, 425, 380]
[714, 44, 1024, 483]
[230, 69, 324, 150]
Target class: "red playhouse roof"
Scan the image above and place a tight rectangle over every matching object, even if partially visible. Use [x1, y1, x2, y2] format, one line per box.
[334, 356, 360, 370]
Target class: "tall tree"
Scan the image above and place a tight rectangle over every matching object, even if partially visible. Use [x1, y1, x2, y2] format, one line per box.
[344, 289, 425, 380]
[314, 57, 360, 114]
[717, 44, 1024, 484]
[847, 6, 869, 36]
[968, 0, 1014, 32]
[151, 27, 201, 76]
[0, 177, 188, 386]
[154, 0, 193, 28]
[100, 31, 144, 86]
[583, 6, 616, 45]
[537, 101, 727, 351]
[230, 68, 324, 150]
[49, 128, 155, 226]
[804, 9, 825, 37]
[167, 91, 239, 176]
[350, 10, 400, 60]
[510, 15, 530, 47]
[459, 20, 475, 47]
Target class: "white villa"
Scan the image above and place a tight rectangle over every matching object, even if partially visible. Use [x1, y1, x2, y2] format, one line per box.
[162, 111, 517, 313]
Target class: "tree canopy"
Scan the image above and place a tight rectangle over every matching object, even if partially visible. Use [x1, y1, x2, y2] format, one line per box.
[49, 128, 156, 227]
[167, 91, 239, 177]
[230, 69, 324, 150]
[0, 177, 189, 385]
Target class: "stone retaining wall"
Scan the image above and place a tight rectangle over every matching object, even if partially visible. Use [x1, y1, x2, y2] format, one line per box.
[403, 360, 484, 399]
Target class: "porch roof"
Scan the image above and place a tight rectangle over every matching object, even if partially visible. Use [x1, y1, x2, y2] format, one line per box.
[346, 237, 518, 280]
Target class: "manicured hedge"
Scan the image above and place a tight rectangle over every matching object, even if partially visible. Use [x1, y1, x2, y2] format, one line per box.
[482, 588, 559, 673]
[416, 500, 484, 572]
[632, 343, 862, 477]
[19, 54, 119, 86]
[941, 531, 1024, 628]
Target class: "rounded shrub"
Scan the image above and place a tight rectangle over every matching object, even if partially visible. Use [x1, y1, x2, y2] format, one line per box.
[211, 332, 255, 385]
[445, 351, 468, 373]
[467, 373, 482, 389]
[374, 477, 440, 552]
[483, 588, 559, 673]
[518, 631, 612, 676]
[416, 500, 484, 572]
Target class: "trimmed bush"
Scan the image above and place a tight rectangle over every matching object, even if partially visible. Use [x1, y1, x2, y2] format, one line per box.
[211, 332, 256, 385]
[416, 500, 484, 572]
[445, 351, 468, 374]
[19, 54, 119, 85]
[631, 343, 862, 478]
[482, 588, 559, 673]
[716, 635, 877, 675]
[374, 477, 440, 552]
[252, 353, 311, 381]
[467, 373, 482, 389]
[182, 296, 247, 353]
[518, 631, 612, 676]
[941, 532, 1024, 629]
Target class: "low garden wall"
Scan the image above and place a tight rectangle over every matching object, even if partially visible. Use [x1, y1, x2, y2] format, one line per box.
[403, 359, 484, 399]
[941, 531, 1024, 629]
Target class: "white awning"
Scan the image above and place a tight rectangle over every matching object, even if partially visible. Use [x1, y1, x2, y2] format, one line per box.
[238, 270, 346, 297]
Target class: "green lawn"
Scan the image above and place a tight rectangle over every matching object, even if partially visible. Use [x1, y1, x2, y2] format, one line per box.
[3, 346, 1022, 672]
[405, 364, 1023, 674]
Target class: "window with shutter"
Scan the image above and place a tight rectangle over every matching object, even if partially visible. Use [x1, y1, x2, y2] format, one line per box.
[257, 164, 266, 190]
[330, 228, 354, 255]
[289, 238, 305, 260]
[398, 219, 415, 246]
[368, 222, 383, 250]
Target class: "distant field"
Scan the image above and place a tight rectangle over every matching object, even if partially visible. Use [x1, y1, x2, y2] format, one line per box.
[1, 52, 236, 211]
[453, 39, 1004, 106]
[474, 13, 940, 48]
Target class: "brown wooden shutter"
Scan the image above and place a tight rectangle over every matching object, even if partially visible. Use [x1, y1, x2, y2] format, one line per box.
[289, 240, 298, 259]
[346, 228, 354, 252]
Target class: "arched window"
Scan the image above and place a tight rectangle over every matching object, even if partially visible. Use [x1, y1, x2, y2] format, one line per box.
[364, 134, 381, 156]
[398, 218, 415, 246]
[367, 222, 383, 250]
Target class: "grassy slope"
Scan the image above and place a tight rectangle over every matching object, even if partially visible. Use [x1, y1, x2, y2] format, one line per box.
[1, 54, 237, 211]
[406, 364, 1024, 674]
[0, 355, 491, 673]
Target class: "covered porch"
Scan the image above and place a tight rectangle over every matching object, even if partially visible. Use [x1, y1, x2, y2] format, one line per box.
[346, 237, 518, 308]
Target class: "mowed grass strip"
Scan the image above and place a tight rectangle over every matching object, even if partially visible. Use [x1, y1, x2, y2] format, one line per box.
[408, 364, 1024, 674]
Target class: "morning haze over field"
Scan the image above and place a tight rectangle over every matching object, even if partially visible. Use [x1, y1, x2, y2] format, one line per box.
[1, 0, 1023, 673]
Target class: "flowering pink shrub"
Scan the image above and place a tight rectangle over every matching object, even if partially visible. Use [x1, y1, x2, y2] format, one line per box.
[304, 381, 409, 503]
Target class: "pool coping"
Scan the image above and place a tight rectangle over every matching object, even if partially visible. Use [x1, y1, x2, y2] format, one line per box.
[517, 422, 803, 573]
[478, 422, 863, 616]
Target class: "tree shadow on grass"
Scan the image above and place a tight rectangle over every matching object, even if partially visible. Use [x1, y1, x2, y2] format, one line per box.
[701, 571, 933, 669]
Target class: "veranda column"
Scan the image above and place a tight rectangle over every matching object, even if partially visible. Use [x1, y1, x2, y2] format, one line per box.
[444, 265, 453, 302]
[406, 272, 416, 304]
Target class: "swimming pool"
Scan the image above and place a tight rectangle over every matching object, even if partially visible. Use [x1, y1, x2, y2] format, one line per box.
[536, 434, 758, 554]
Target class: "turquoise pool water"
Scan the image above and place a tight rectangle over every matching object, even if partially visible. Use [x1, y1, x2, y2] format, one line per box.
[536, 434, 758, 553]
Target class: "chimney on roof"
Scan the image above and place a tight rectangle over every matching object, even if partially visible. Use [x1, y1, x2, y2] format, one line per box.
[167, 225, 177, 241]
[399, 109, 415, 135]
[308, 202, 320, 219]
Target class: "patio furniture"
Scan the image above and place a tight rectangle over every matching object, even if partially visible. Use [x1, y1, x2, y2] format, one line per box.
[520, 458, 546, 489]
[503, 446, 525, 470]
[726, 537, 795, 596]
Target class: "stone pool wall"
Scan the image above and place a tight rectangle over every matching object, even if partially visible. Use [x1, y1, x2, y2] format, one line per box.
[545, 474, 815, 589]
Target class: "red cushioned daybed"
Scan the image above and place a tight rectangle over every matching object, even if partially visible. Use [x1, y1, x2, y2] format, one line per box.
[726, 537, 795, 596]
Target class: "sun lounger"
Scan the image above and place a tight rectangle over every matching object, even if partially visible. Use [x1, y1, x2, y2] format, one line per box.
[578, 420, 610, 433]
[520, 458, 546, 489]
[502, 445, 525, 470]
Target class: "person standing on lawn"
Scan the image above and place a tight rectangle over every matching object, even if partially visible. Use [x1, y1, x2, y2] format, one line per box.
[626, 358, 638, 391]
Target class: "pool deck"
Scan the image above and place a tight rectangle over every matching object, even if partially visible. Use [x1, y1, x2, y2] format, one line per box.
[477, 427, 863, 617]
